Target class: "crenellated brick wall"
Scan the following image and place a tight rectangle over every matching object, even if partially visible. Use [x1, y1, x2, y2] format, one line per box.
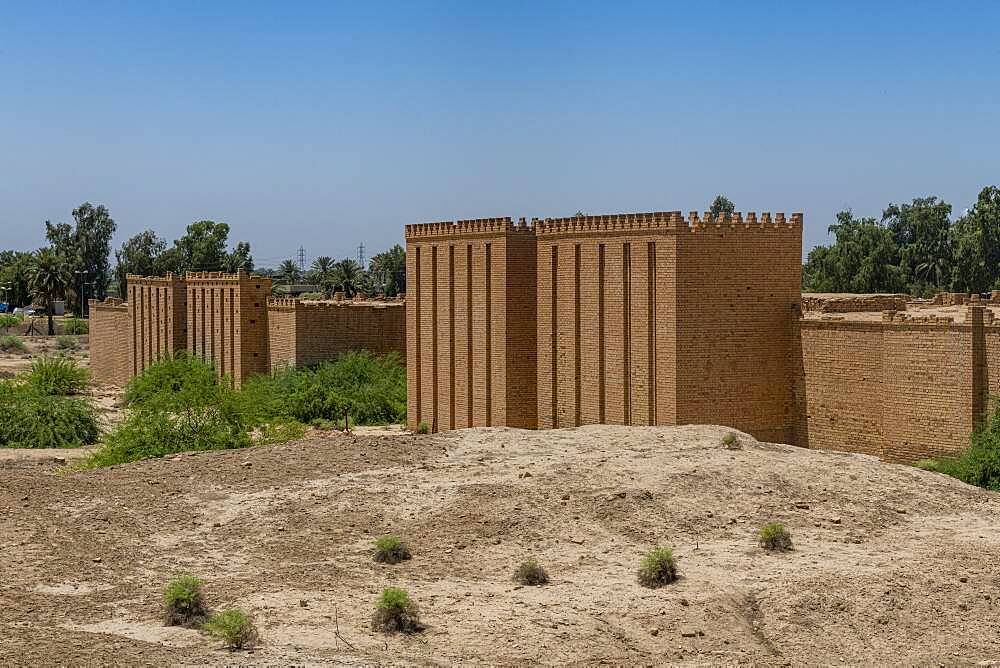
[127, 273, 187, 377]
[405, 218, 537, 432]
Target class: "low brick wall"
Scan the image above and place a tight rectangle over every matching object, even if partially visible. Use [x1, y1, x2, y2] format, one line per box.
[89, 298, 131, 386]
[802, 293, 909, 313]
[268, 298, 405, 369]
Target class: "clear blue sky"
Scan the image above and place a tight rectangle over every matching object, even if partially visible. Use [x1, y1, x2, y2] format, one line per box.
[2, 1, 998, 266]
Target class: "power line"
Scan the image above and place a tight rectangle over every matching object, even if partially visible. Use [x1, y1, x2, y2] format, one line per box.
[357, 241, 366, 267]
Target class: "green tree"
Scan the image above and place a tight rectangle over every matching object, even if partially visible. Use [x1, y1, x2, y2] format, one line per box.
[223, 241, 254, 273]
[331, 258, 365, 298]
[0, 251, 34, 307]
[29, 248, 71, 335]
[368, 244, 406, 297]
[710, 195, 735, 219]
[802, 210, 902, 293]
[114, 230, 167, 299]
[310, 256, 334, 285]
[173, 221, 231, 272]
[881, 197, 953, 296]
[44, 202, 117, 313]
[951, 186, 1000, 293]
[277, 259, 301, 284]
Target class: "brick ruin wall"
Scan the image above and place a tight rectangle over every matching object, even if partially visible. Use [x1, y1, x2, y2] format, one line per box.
[267, 298, 406, 369]
[185, 271, 271, 386]
[88, 298, 131, 386]
[405, 219, 537, 432]
[534, 211, 801, 444]
[797, 306, 996, 462]
[127, 274, 187, 377]
[801, 293, 909, 313]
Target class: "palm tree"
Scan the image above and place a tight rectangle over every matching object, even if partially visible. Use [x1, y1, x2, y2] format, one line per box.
[277, 259, 301, 284]
[331, 258, 364, 298]
[310, 256, 333, 284]
[30, 248, 70, 335]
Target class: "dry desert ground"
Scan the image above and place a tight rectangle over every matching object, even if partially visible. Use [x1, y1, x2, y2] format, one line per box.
[3, 423, 1000, 666]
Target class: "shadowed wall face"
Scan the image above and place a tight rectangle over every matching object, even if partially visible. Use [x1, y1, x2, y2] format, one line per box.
[405, 218, 537, 432]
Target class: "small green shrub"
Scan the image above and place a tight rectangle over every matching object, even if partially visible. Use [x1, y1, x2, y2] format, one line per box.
[759, 522, 793, 551]
[916, 401, 1000, 490]
[721, 432, 738, 448]
[374, 535, 411, 564]
[0, 314, 23, 331]
[0, 335, 26, 353]
[202, 609, 259, 650]
[26, 356, 90, 395]
[0, 386, 100, 448]
[55, 335, 80, 351]
[124, 353, 224, 411]
[63, 318, 89, 335]
[163, 576, 207, 627]
[372, 587, 421, 634]
[417, 421, 430, 435]
[514, 558, 549, 586]
[637, 547, 678, 588]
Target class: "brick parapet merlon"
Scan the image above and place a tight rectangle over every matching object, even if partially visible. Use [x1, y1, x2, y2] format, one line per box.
[184, 269, 271, 285]
[126, 272, 187, 287]
[89, 297, 127, 310]
[405, 217, 534, 240]
[267, 297, 404, 311]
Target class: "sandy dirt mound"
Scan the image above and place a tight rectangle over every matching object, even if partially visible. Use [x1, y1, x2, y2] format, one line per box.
[2, 425, 999, 665]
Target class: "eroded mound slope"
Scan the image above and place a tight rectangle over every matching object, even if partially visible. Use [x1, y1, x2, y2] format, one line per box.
[2, 425, 999, 665]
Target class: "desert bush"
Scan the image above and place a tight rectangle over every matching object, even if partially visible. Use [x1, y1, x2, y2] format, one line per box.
[371, 587, 421, 634]
[916, 401, 1000, 491]
[63, 318, 89, 335]
[721, 432, 738, 448]
[637, 547, 678, 588]
[83, 406, 251, 468]
[417, 421, 429, 435]
[514, 558, 549, 586]
[55, 335, 80, 351]
[26, 356, 90, 395]
[0, 335, 26, 353]
[374, 535, 411, 564]
[163, 576, 208, 627]
[0, 384, 99, 448]
[758, 522, 793, 551]
[202, 609, 259, 650]
[124, 353, 225, 411]
[0, 314, 23, 331]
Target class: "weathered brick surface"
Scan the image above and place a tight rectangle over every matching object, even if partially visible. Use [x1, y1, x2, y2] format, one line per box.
[405, 218, 537, 431]
[267, 298, 405, 369]
[185, 270, 271, 386]
[127, 273, 187, 377]
[89, 298, 131, 386]
[798, 306, 993, 462]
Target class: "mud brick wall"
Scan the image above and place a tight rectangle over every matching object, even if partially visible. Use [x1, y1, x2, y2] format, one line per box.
[801, 294, 909, 313]
[267, 298, 405, 369]
[88, 298, 131, 386]
[534, 210, 801, 445]
[186, 270, 271, 386]
[127, 274, 187, 377]
[405, 218, 537, 432]
[798, 306, 994, 462]
[674, 211, 803, 444]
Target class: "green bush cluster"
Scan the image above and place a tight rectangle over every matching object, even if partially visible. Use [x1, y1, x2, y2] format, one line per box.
[637, 547, 678, 588]
[0, 335, 26, 353]
[373, 535, 411, 564]
[86, 350, 403, 467]
[514, 558, 549, 586]
[0, 359, 99, 448]
[0, 314, 23, 331]
[916, 402, 1000, 490]
[163, 576, 208, 626]
[62, 318, 89, 335]
[203, 609, 259, 650]
[758, 522, 793, 551]
[26, 356, 90, 395]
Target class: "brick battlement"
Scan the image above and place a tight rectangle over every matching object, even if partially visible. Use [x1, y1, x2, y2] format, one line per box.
[126, 272, 186, 286]
[91, 297, 126, 310]
[267, 297, 404, 310]
[407, 210, 802, 238]
[405, 217, 534, 239]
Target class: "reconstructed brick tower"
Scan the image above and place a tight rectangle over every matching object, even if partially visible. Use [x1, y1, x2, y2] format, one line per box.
[405, 210, 803, 443]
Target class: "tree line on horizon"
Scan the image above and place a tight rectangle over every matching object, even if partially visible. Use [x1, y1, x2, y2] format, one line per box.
[0, 204, 407, 333]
